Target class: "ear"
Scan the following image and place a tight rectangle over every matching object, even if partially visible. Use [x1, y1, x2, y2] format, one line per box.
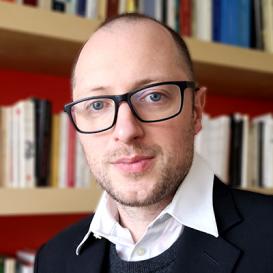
[193, 86, 207, 135]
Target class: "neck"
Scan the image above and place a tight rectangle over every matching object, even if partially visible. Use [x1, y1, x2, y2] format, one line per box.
[116, 198, 172, 243]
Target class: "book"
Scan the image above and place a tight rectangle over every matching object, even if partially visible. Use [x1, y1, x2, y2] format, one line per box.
[86, 0, 98, 19]
[67, 120, 76, 187]
[4, 257, 16, 273]
[139, 0, 155, 18]
[155, 0, 163, 21]
[229, 113, 244, 187]
[237, 0, 252, 47]
[58, 112, 69, 187]
[49, 114, 60, 187]
[38, 0, 51, 10]
[192, 0, 212, 41]
[251, 0, 264, 49]
[118, 0, 126, 14]
[52, 0, 65, 12]
[33, 98, 52, 187]
[262, 0, 273, 52]
[1, 106, 13, 187]
[107, 0, 118, 17]
[17, 100, 36, 188]
[76, 0, 87, 16]
[212, 0, 221, 41]
[23, 0, 37, 5]
[253, 114, 273, 188]
[166, 0, 177, 30]
[179, 0, 192, 36]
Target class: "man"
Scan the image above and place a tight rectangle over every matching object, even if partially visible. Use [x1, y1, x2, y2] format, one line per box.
[34, 14, 273, 273]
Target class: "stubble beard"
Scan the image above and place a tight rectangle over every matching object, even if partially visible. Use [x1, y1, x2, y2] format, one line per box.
[86, 125, 195, 208]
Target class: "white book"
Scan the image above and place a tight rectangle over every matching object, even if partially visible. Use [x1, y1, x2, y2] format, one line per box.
[253, 114, 273, 188]
[18, 100, 36, 188]
[58, 112, 69, 188]
[192, 0, 212, 41]
[118, 0, 126, 14]
[11, 101, 23, 188]
[247, 121, 259, 187]
[208, 115, 230, 184]
[167, 0, 176, 29]
[75, 135, 92, 188]
[262, 0, 273, 53]
[4, 257, 16, 273]
[2, 107, 13, 187]
[86, 0, 98, 19]
[240, 114, 250, 188]
[38, 0, 51, 10]
[155, 0, 163, 21]
[66, 0, 77, 14]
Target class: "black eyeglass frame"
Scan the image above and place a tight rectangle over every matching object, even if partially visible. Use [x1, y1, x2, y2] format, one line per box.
[64, 81, 198, 134]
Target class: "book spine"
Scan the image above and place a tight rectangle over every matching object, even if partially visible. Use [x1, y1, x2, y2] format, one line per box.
[49, 114, 60, 187]
[58, 112, 69, 188]
[238, 0, 251, 47]
[86, 0, 98, 18]
[67, 121, 76, 187]
[107, 0, 119, 17]
[180, 0, 192, 36]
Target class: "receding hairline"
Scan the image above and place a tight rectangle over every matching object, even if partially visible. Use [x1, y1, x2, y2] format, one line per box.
[71, 13, 195, 91]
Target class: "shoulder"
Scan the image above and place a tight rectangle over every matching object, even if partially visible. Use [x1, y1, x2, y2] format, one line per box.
[231, 187, 273, 221]
[34, 215, 93, 272]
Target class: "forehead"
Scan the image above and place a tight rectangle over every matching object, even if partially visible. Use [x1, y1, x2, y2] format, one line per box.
[73, 20, 188, 97]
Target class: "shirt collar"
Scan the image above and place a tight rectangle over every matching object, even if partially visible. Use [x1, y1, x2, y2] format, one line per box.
[76, 153, 218, 255]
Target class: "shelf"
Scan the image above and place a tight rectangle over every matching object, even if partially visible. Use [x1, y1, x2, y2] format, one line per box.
[0, 1, 103, 75]
[0, 182, 102, 216]
[185, 38, 273, 98]
[0, 2, 273, 98]
[242, 187, 273, 195]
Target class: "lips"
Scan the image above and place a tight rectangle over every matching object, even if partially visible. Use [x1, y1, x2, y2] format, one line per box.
[111, 155, 154, 173]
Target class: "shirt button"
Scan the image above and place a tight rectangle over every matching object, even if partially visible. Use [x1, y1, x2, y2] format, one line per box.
[136, 247, 146, 256]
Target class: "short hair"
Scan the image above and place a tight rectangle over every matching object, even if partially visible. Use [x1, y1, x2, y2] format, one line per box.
[98, 13, 194, 80]
[72, 13, 195, 90]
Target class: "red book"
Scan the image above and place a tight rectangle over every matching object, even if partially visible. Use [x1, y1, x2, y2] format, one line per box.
[179, 0, 192, 36]
[107, 0, 119, 18]
[23, 0, 38, 6]
[67, 122, 76, 188]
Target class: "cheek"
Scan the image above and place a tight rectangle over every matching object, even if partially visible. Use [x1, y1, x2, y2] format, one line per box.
[79, 135, 105, 163]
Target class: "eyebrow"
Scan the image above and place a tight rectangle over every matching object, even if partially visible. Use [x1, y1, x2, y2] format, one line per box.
[87, 77, 165, 94]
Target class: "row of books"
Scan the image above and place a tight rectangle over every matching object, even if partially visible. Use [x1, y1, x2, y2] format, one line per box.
[0, 98, 93, 188]
[195, 113, 273, 189]
[0, 0, 104, 20]
[106, 0, 273, 52]
[0, 250, 34, 273]
[2, 0, 272, 53]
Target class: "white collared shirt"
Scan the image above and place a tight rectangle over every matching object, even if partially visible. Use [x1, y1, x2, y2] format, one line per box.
[76, 153, 219, 261]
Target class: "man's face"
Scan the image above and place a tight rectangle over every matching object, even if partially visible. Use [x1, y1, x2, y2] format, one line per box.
[73, 20, 204, 207]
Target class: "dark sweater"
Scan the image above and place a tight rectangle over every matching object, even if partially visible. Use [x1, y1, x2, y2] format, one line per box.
[106, 234, 182, 273]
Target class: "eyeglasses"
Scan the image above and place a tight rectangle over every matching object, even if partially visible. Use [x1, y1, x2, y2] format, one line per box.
[64, 81, 197, 134]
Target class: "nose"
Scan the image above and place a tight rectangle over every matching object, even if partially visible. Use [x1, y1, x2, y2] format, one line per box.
[112, 102, 145, 143]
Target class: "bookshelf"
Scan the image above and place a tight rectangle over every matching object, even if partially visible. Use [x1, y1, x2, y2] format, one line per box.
[0, 182, 102, 216]
[1, 1, 273, 98]
[0, 2, 272, 255]
[0, 2, 272, 214]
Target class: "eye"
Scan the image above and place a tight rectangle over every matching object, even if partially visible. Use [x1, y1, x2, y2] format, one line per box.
[90, 100, 104, 111]
[147, 93, 162, 102]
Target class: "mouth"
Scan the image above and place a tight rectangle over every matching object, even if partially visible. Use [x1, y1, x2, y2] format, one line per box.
[111, 155, 155, 174]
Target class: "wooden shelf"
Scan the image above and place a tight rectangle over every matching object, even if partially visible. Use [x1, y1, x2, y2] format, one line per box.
[0, 1, 102, 75]
[0, 182, 102, 216]
[185, 38, 273, 98]
[242, 187, 273, 195]
[0, 2, 273, 98]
